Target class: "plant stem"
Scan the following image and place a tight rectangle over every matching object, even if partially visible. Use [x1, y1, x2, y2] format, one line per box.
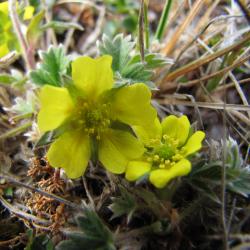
[221, 76, 229, 250]
[143, 0, 150, 49]
[155, 0, 173, 41]
[138, 0, 145, 62]
[8, 0, 35, 70]
[0, 174, 80, 210]
[161, 32, 250, 82]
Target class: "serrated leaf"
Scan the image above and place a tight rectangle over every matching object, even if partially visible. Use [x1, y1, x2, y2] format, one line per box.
[109, 185, 137, 223]
[188, 138, 250, 198]
[98, 34, 135, 72]
[56, 206, 115, 250]
[30, 46, 70, 86]
[128, 53, 172, 70]
[98, 34, 171, 89]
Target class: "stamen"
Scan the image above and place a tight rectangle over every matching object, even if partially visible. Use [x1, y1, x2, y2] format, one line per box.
[153, 155, 160, 161]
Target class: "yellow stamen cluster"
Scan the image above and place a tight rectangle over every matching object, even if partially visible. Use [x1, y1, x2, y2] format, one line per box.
[73, 100, 111, 139]
[146, 134, 187, 170]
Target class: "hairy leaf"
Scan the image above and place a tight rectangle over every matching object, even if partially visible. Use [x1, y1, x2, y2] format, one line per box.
[56, 206, 115, 250]
[109, 185, 137, 223]
[98, 34, 172, 89]
[30, 46, 70, 86]
[187, 138, 250, 197]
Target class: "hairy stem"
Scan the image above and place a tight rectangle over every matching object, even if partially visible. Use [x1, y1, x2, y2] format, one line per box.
[8, 0, 35, 70]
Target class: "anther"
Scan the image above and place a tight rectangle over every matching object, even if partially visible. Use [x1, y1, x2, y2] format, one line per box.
[159, 164, 165, 169]
[153, 155, 160, 161]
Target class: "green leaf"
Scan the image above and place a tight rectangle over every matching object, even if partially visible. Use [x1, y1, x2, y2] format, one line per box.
[26, 10, 45, 47]
[98, 34, 172, 89]
[41, 21, 83, 34]
[98, 34, 135, 72]
[25, 230, 54, 250]
[0, 74, 16, 84]
[188, 138, 250, 198]
[109, 185, 137, 223]
[30, 46, 70, 86]
[56, 206, 115, 250]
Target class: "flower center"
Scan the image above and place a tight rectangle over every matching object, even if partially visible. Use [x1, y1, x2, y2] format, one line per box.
[146, 134, 186, 169]
[73, 100, 111, 139]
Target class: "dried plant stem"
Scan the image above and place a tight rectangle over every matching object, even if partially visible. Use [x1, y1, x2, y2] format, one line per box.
[41, 0, 58, 46]
[161, 0, 205, 55]
[170, 15, 244, 74]
[64, 4, 86, 53]
[207, 234, 250, 241]
[182, 76, 249, 89]
[0, 195, 50, 225]
[0, 51, 19, 69]
[161, 32, 250, 82]
[235, 0, 250, 23]
[79, 6, 105, 53]
[195, 37, 250, 118]
[0, 235, 21, 247]
[0, 174, 80, 210]
[179, 54, 250, 86]
[82, 176, 95, 209]
[158, 98, 250, 112]
[221, 74, 229, 250]
[8, 0, 35, 70]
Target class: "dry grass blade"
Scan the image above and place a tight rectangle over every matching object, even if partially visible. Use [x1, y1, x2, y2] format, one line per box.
[160, 32, 250, 83]
[177, 54, 250, 86]
[0, 195, 51, 225]
[161, 0, 206, 56]
[159, 98, 250, 113]
[0, 174, 80, 209]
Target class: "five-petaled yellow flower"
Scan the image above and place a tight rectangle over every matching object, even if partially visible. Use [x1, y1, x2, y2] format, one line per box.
[38, 55, 156, 178]
[125, 115, 205, 188]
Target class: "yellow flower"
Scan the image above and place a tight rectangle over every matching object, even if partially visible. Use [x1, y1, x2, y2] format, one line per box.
[0, 1, 34, 58]
[125, 115, 205, 188]
[38, 55, 156, 178]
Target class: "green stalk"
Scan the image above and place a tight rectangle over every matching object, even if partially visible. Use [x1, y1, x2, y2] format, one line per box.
[138, 0, 145, 62]
[143, 0, 150, 49]
[155, 0, 173, 41]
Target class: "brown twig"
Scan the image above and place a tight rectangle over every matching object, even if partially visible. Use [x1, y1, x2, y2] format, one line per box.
[0, 174, 81, 210]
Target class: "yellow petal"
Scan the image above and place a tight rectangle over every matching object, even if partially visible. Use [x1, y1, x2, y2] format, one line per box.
[0, 43, 9, 58]
[133, 118, 162, 146]
[0, 2, 8, 15]
[184, 131, 205, 156]
[149, 159, 191, 188]
[125, 161, 151, 181]
[111, 83, 156, 127]
[98, 129, 144, 174]
[38, 85, 74, 132]
[47, 131, 91, 179]
[161, 115, 190, 146]
[23, 6, 34, 20]
[72, 55, 113, 100]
